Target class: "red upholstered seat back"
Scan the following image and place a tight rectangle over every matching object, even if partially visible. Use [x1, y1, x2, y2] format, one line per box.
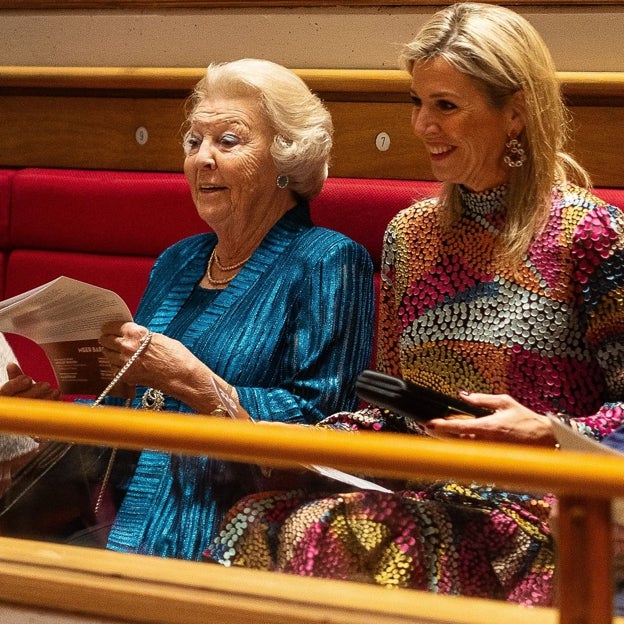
[2, 169, 433, 387]
[3, 169, 206, 384]
[311, 177, 439, 268]
[9, 168, 205, 256]
[1, 167, 622, 389]
[0, 170, 15, 299]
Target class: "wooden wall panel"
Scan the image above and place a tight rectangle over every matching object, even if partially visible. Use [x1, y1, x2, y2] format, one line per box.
[0, 95, 187, 172]
[326, 102, 426, 180]
[0, 68, 622, 186]
[568, 106, 624, 188]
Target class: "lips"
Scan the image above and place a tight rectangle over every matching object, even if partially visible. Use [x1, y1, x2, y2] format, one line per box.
[199, 184, 226, 193]
[426, 144, 455, 163]
[428, 144, 455, 156]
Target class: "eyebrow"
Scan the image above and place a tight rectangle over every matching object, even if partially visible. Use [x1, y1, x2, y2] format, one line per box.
[190, 113, 249, 128]
[410, 90, 458, 99]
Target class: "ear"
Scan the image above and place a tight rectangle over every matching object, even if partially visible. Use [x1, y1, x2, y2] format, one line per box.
[506, 90, 526, 137]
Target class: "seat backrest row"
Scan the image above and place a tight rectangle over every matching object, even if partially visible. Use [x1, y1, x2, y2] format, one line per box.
[0, 167, 623, 387]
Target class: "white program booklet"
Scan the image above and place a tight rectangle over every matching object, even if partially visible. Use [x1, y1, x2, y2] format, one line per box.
[0, 276, 132, 395]
[550, 415, 624, 523]
[550, 415, 621, 456]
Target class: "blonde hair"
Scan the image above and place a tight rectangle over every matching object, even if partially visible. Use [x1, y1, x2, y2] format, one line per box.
[400, 2, 589, 264]
[185, 58, 333, 200]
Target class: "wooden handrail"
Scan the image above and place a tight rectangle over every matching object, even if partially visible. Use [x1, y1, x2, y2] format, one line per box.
[0, 396, 622, 623]
[1, 67, 623, 102]
[0, 396, 623, 496]
[0, 535, 560, 624]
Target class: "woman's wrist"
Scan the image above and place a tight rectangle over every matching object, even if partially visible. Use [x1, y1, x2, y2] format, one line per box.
[546, 411, 572, 449]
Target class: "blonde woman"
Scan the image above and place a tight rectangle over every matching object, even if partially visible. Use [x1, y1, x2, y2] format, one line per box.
[207, 5, 624, 608]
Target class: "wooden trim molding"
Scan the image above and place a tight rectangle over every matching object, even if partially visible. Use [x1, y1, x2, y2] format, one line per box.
[0, 538, 559, 624]
[2, 67, 624, 103]
[0, 0, 621, 8]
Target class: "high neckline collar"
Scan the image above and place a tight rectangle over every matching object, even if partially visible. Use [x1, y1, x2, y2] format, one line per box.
[459, 184, 507, 217]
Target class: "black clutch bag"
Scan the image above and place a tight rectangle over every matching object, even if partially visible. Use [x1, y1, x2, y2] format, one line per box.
[355, 370, 492, 423]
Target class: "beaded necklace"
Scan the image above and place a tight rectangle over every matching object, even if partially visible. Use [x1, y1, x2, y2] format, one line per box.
[205, 247, 252, 286]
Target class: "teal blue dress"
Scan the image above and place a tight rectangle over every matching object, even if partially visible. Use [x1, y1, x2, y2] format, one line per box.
[106, 203, 374, 560]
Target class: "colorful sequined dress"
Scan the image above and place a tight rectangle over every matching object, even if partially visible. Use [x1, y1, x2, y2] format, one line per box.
[205, 184, 624, 606]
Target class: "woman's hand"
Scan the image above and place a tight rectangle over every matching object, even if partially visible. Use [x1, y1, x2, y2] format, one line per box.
[0, 444, 40, 497]
[0, 363, 61, 401]
[99, 321, 194, 390]
[424, 391, 558, 447]
[99, 321, 239, 415]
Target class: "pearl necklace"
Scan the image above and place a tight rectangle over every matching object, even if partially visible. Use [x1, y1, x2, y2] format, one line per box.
[205, 247, 252, 286]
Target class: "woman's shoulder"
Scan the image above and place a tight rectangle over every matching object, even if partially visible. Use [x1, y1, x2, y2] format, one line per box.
[300, 224, 371, 257]
[390, 197, 438, 223]
[556, 183, 624, 231]
[553, 183, 624, 252]
[558, 182, 619, 213]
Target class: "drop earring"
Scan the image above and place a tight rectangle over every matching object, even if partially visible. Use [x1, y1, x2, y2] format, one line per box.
[276, 175, 289, 189]
[503, 137, 526, 168]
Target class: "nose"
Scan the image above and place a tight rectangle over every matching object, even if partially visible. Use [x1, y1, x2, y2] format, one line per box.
[411, 106, 436, 139]
[195, 140, 217, 169]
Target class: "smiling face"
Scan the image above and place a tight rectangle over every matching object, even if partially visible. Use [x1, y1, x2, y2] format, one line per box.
[410, 58, 524, 192]
[183, 96, 286, 231]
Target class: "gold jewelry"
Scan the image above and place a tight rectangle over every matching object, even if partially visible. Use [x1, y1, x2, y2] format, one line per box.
[92, 331, 153, 407]
[212, 405, 229, 418]
[211, 382, 237, 418]
[206, 247, 252, 286]
[214, 250, 252, 272]
[503, 137, 526, 168]
[141, 387, 165, 411]
[92, 330, 154, 514]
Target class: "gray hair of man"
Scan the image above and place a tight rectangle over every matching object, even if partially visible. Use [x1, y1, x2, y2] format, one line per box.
[184, 58, 333, 201]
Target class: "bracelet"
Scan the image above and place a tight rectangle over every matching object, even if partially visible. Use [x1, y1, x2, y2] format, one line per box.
[211, 382, 237, 418]
[550, 411, 571, 426]
[141, 387, 165, 411]
[93, 330, 153, 408]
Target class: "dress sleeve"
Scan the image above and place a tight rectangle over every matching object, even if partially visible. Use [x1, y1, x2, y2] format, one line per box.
[235, 238, 375, 425]
[570, 202, 624, 439]
[376, 217, 404, 378]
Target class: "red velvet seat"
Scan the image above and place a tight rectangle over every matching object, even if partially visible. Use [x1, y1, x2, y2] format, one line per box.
[1, 167, 622, 389]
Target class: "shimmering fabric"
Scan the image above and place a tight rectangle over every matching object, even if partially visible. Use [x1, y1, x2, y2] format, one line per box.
[205, 184, 624, 606]
[210, 476, 553, 604]
[379, 183, 624, 435]
[106, 202, 374, 560]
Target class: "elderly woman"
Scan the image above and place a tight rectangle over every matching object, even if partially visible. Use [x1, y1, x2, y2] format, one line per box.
[206, 4, 624, 607]
[1, 59, 374, 559]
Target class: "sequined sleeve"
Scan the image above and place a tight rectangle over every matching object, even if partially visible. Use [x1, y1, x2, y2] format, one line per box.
[569, 199, 624, 438]
[376, 215, 404, 377]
